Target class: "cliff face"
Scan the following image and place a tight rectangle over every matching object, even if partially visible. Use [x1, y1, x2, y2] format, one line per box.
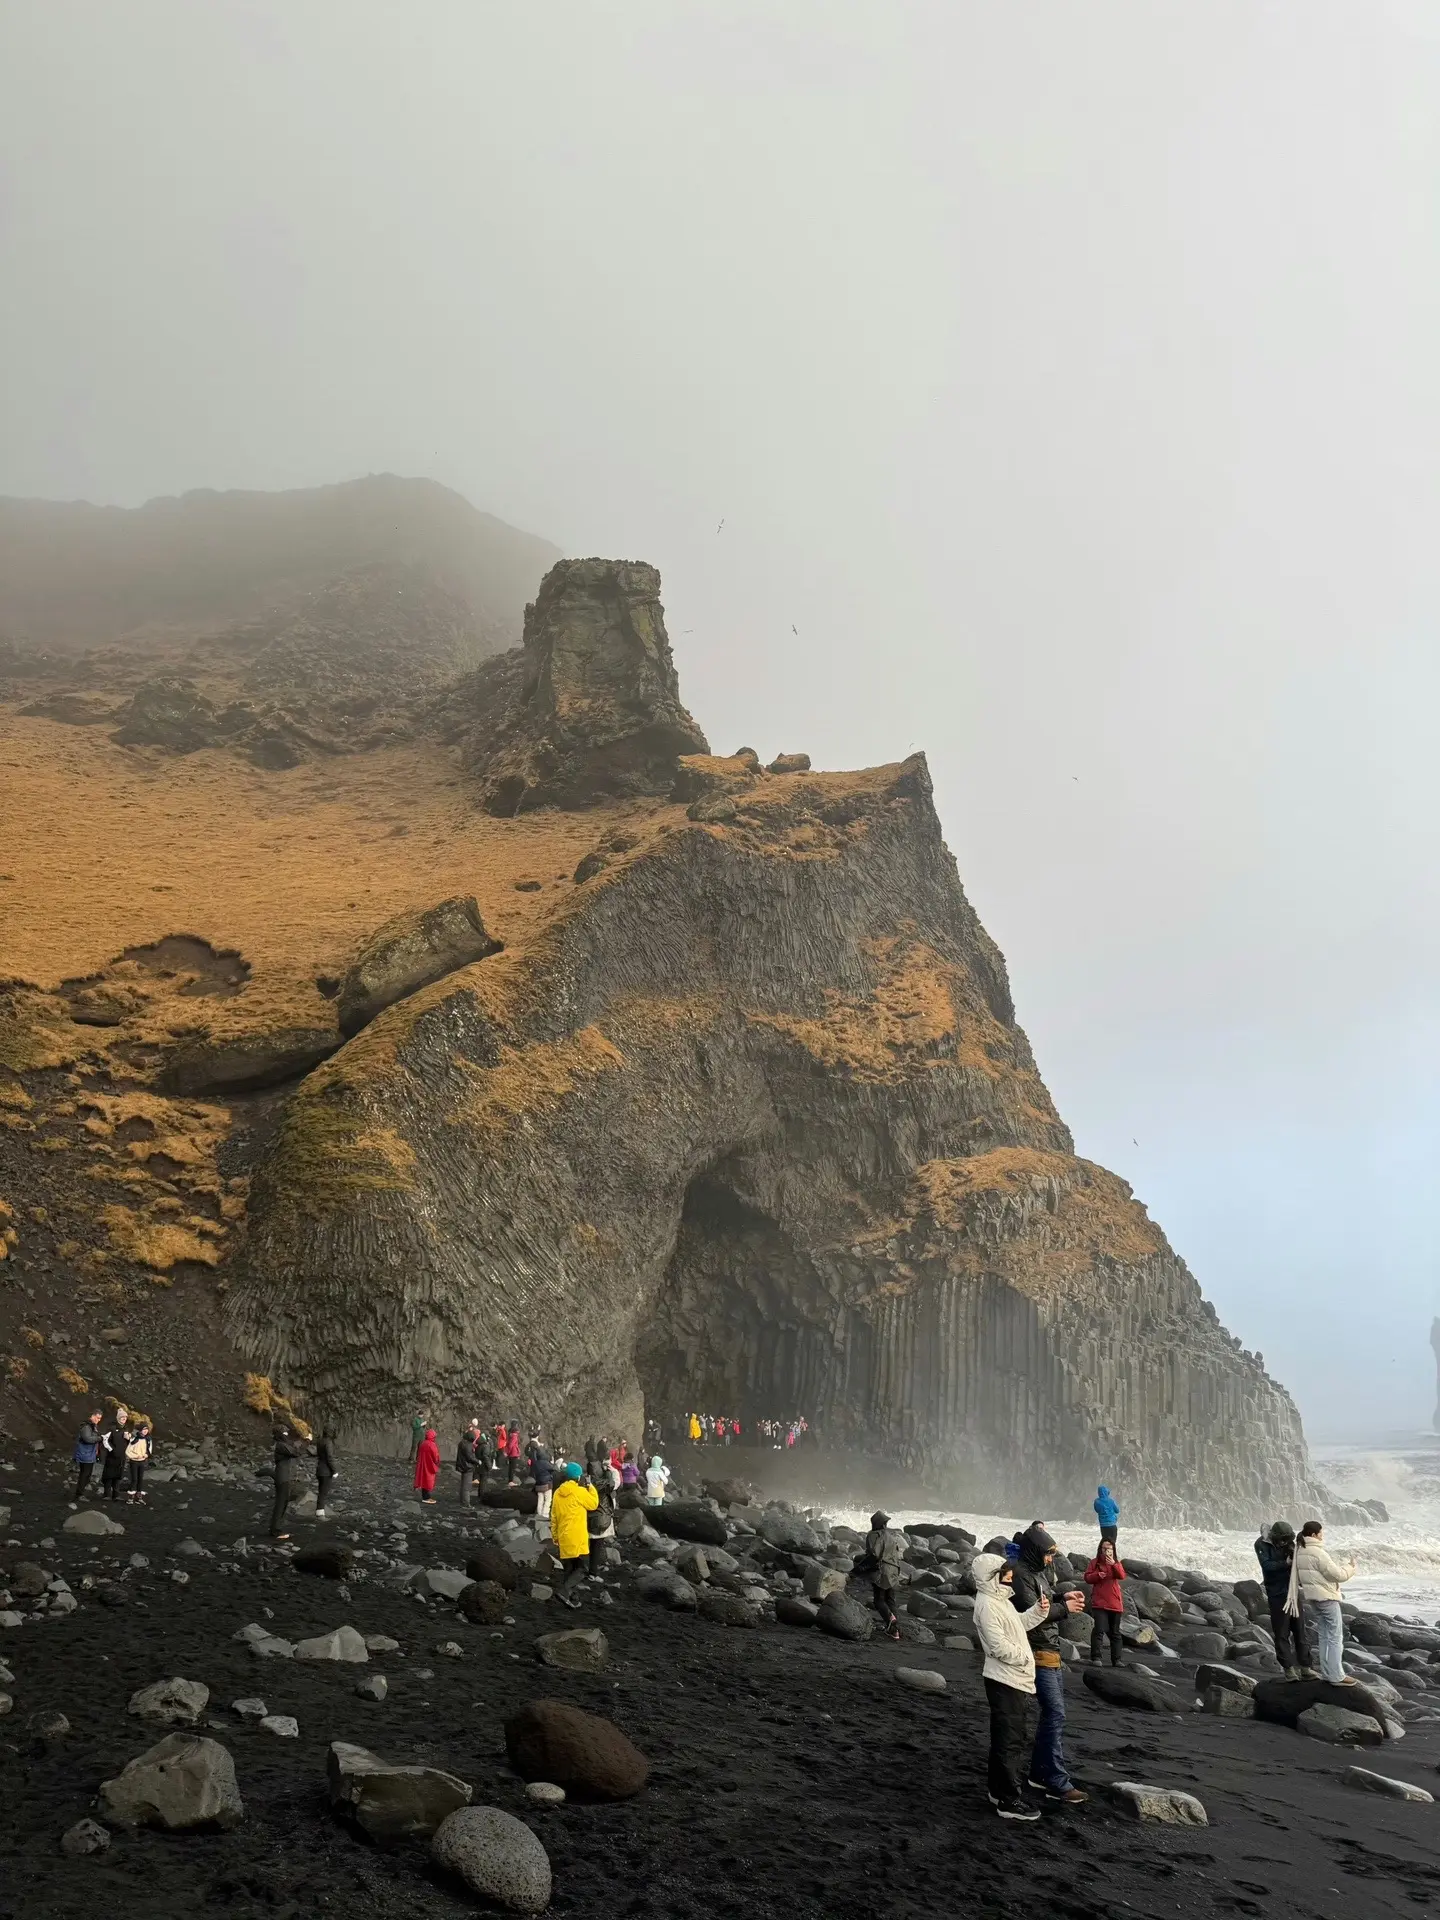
[0, 533, 1316, 1523]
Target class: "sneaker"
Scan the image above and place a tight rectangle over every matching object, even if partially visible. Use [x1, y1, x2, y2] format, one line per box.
[1300, 1667, 1321, 1680]
[314, 1509, 327, 1519]
[995, 1799, 1041, 1822]
[1284, 1666, 1301, 1681]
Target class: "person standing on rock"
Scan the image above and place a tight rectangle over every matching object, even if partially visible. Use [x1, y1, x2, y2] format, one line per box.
[269, 1424, 300, 1538]
[476, 1421, 495, 1478]
[973, 1551, 1051, 1821]
[1083, 1539, 1126, 1666]
[71, 1411, 103, 1504]
[100, 1406, 130, 1502]
[1255, 1521, 1312, 1679]
[505, 1422, 522, 1484]
[1287, 1520, 1356, 1684]
[644, 1453, 670, 1504]
[1009, 1523, 1087, 1806]
[414, 1425, 440, 1505]
[551, 1460, 599, 1608]
[527, 1431, 554, 1518]
[859, 1510, 905, 1639]
[314, 1430, 338, 1518]
[1093, 1485, 1119, 1547]
[124, 1421, 153, 1504]
[409, 1413, 427, 1465]
[456, 1423, 479, 1506]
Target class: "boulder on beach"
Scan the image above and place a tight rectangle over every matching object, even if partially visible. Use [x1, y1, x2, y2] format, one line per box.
[1082, 1667, 1182, 1713]
[458, 1580, 510, 1626]
[100, 1734, 243, 1831]
[701, 1478, 750, 1508]
[756, 1510, 824, 1555]
[327, 1740, 472, 1841]
[63, 1509, 123, 1536]
[648, 1502, 728, 1547]
[1106, 1781, 1208, 1826]
[895, 1668, 946, 1694]
[1200, 1683, 1255, 1719]
[431, 1805, 552, 1914]
[1195, 1663, 1257, 1697]
[1253, 1677, 1398, 1738]
[482, 1484, 540, 1515]
[504, 1700, 649, 1801]
[815, 1593, 874, 1642]
[775, 1596, 819, 1629]
[1345, 1766, 1433, 1803]
[294, 1545, 353, 1579]
[536, 1628, 609, 1671]
[294, 1625, 368, 1662]
[128, 1677, 210, 1727]
[697, 1589, 759, 1628]
[466, 1543, 521, 1590]
[1298, 1704, 1385, 1746]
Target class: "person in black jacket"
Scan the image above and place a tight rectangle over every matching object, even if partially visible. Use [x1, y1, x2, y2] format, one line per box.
[527, 1431, 555, 1518]
[456, 1423, 480, 1506]
[315, 1431, 338, 1517]
[71, 1412, 103, 1503]
[269, 1426, 299, 1539]
[100, 1407, 130, 1502]
[1009, 1523, 1087, 1805]
[1254, 1520, 1313, 1678]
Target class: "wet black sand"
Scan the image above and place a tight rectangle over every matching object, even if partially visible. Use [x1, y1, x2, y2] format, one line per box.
[3, 1452, 1439, 1920]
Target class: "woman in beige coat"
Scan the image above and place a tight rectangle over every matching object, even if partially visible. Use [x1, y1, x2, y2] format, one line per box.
[1286, 1519, 1355, 1684]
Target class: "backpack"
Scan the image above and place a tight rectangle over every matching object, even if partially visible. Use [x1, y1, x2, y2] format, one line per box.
[125, 1434, 149, 1462]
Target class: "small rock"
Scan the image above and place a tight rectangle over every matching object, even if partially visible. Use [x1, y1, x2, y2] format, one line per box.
[894, 1668, 947, 1694]
[524, 1780, 565, 1806]
[1200, 1683, 1256, 1719]
[327, 1739, 472, 1841]
[294, 1625, 368, 1663]
[63, 1510, 123, 1536]
[364, 1634, 400, 1653]
[355, 1675, 388, 1701]
[436, 1641, 464, 1659]
[100, 1733, 244, 1831]
[431, 1804, 552, 1914]
[775, 1596, 819, 1628]
[260, 1715, 299, 1738]
[27, 1710, 70, 1740]
[815, 1593, 874, 1642]
[231, 1698, 268, 1720]
[294, 1546, 353, 1580]
[1347, 1765, 1433, 1802]
[529, 1584, 553, 1604]
[129, 1678, 209, 1727]
[458, 1580, 509, 1626]
[60, 1817, 111, 1857]
[0, 1693, 12, 1716]
[535, 1628, 609, 1672]
[1106, 1781, 1208, 1825]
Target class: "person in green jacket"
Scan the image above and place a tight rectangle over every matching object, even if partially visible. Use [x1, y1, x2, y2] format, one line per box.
[409, 1412, 427, 1464]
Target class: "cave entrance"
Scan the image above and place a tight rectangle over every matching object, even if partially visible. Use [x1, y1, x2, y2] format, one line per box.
[636, 1163, 857, 1442]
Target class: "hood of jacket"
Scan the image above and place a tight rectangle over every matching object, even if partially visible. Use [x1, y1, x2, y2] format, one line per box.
[973, 1552, 1011, 1596]
[1018, 1522, 1056, 1571]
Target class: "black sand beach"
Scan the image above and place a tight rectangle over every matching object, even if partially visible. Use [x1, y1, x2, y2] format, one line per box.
[3, 1450, 1439, 1920]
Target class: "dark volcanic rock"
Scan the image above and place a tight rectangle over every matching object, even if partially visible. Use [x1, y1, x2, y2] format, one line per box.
[465, 1543, 520, 1590]
[228, 561, 1320, 1526]
[293, 1545, 353, 1580]
[326, 1740, 472, 1841]
[815, 1594, 875, 1643]
[503, 1699, 649, 1801]
[648, 1502, 728, 1547]
[1082, 1668, 1183, 1713]
[697, 1589, 760, 1628]
[464, 558, 709, 814]
[111, 676, 225, 753]
[338, 895, 500, 1037]
[457, 1580, 509, 1625]
[1254, 1677, 1399, 1737]
[775, 1596, 819, 1628]
[162, 1025, 341, 1095]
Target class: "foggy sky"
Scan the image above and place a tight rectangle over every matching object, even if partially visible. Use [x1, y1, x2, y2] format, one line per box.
[3, 2, 1436, 1441]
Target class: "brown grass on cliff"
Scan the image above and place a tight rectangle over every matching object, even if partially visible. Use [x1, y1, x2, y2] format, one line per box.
[448, 1024, 625, 1138]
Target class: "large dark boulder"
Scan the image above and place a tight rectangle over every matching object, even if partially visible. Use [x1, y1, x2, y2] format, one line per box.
[648, 1502, 728, 1547]
[457, 1580, 509, 1625]
[338, 896, 500, 1038]
[701, 1478, 751, 1508]
[1082, 1667, 1183, 1713]
[1253, 1677, 1399, 1737]
[294, 1545, 353, 1580]
[776, 1596, 819, 1629]
[481, 1483, 538, 1515]
[697, 1589, 759, 1629]
[503, 1700, 649, 1801]
[815, 1594, 874, 1643]
[465, 1542, 520, 1590]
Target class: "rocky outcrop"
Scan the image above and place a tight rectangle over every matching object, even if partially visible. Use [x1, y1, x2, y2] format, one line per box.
[339, 896, 501, 1038]
[452, 559, 710, 813]
[226, 576, 1320, 1522]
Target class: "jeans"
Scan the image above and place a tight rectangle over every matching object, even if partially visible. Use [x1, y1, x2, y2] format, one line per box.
[1267, 1593, 1310, 1671]
[536, 1484, 552, 1518]
[1030, 1664, 1071, 1791]
[1090, 1610, 1123, 1665]
[1310, 1597, 1344, 1682]
[984, 1679, 1034, 1804]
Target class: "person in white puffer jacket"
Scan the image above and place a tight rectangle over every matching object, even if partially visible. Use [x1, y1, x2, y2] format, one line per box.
[972, 1551, 1052, 1821]
[1286, 1520, 1356, 1684]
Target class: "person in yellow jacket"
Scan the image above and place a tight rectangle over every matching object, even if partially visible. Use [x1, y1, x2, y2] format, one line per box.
[550, 1460, 599, 1609]
[688, 1412, 702, 1446]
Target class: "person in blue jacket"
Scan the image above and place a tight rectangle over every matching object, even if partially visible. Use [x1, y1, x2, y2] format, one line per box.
[1093, 1485, 1119, 1546]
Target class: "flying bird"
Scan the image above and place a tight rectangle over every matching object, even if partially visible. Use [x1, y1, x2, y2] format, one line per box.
[791, 624, 798, 635]
[716, 517, 725, 534]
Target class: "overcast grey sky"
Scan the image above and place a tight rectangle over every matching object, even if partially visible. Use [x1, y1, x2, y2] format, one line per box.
[3, 2, 1436, 1439]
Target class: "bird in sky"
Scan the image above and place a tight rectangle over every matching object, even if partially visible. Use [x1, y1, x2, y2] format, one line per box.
[716, 517, 725, 534]
[791, 624, 798, 635]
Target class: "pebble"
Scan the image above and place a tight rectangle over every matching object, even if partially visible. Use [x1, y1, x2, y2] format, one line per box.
[894, 1668, 947, 1694]
[232, 1698, 269, 1720]
[60, 1818, 110, 1857]
[524, 1781, 566, 1805]
[260, 1714, 299, 1738]
[355, 1675, 388, 1700]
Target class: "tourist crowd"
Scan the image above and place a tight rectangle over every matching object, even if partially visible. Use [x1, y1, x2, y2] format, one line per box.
[683, 1412, 811, 1448]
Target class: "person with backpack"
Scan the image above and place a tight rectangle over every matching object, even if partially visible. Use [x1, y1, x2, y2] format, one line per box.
[644, 1453, 670, 1504]
[857, 1509, 905, 1638]
[414, 1425, 440, 1504]
[550, 1461, 599, 1608]
[456, 1423, 480, 1506]
[71, 1411, 103, 1504]
[100, 1406, 130, 1502]
[1287, 1520, 1356, 1684]
[314, 1430, 338, 1518]
[1093, 1485, 1119, 1547]
[124, 1421, 153, 1504]
[1009, 1522, 1088, 1805]
[973, 1551, 1053, 1821]
[1254, 1520, 1313, 1679]
[1083, 1539, 1126, 1665]
[269, 1425, 300, 1538]
[409, 1412, 427, 1464]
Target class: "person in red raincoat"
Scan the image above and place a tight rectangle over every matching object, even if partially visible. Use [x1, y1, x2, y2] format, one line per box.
[505, 1422, 522, 1483]
[413, 1427, 440, 1503]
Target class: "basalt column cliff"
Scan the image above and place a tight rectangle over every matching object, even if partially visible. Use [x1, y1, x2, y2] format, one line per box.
[215, 559, 1313, 1525]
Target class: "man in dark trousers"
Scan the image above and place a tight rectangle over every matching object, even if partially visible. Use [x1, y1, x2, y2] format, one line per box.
[270, 1425, 300, 1539]
[71, 1412, 103, 1504]
[1009, 1523, 1087, 1805]
[456, 1422, 479, 1506]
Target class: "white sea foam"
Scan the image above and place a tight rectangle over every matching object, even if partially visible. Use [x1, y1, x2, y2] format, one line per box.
[830, 1439, 1440, 1623]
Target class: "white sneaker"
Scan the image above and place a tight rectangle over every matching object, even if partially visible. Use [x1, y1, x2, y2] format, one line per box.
[314, 1510, 327, 1518]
